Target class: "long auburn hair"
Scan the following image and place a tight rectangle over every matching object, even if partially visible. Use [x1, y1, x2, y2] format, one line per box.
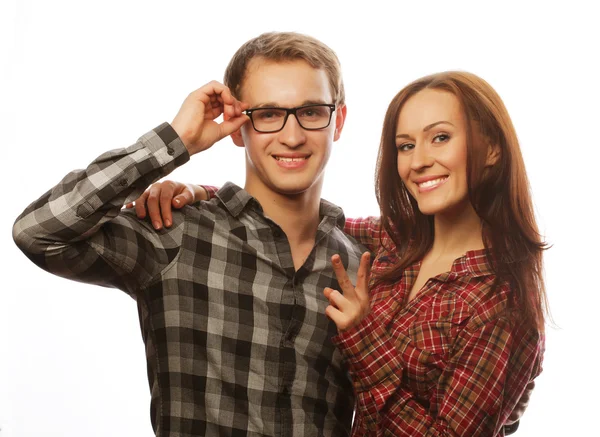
[375, 71, 549, 332]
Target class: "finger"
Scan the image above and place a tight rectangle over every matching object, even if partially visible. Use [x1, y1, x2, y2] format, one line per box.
[323, 287, 341, 307]
[324, 304, 345, 329]
[331, 254, 356, 300]
[124, 202, 134, 209]
[215, 84, 235, 105]
[356, 252, 371, 299]
[219, 113, 250, 138]
[134, 191, 149, 219]
[199, 81, 235, 106]
[172, 190, 195, 208]
[324, 288, 350, 313]
[159, 183, 176, 227]
[173, 183, 206, 208]
[147, 184, 168, 229]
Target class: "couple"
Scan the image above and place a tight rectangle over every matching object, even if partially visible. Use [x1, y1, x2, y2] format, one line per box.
[13, 31, 546, 436]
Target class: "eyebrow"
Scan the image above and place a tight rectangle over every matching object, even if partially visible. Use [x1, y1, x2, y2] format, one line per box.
[251, 99, 328, 109]
[395, 121, 455, 139]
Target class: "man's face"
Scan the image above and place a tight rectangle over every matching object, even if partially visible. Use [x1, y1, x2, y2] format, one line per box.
[232, 58, 345, 199]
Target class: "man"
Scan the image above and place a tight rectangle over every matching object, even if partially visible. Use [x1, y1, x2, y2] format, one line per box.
[13, 32, 366, 437]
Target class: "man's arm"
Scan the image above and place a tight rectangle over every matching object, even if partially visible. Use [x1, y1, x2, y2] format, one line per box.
[13, 81, 249, 294]
[13, 124, 191, 293]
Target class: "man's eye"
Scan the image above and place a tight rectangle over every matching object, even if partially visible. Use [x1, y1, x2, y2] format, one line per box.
[298, 107, 326, 118]
[256, 110, 284, 120]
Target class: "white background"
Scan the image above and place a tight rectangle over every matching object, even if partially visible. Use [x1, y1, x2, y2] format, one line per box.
[1, 1, 598, 436]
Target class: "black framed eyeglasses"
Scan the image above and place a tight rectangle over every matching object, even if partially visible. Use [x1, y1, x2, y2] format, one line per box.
[244, 104, 336, 133]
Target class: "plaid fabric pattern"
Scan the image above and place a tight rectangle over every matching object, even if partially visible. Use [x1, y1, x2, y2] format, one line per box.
[333, 217, 544, 436]
[13, 123, 367, 437]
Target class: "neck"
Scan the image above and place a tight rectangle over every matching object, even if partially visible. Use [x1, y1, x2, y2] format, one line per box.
[244, 180, 323, 243]
[429, 201, 484, 260]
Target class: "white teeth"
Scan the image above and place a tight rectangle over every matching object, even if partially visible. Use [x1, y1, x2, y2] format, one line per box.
[418, 177, 447, 188]
[275, 157, 307, 162]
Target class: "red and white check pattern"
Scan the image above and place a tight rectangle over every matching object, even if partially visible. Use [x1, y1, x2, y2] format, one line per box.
[334, 217, 544, 436]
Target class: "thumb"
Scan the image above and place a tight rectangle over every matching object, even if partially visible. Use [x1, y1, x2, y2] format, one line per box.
[219, 114, 249, 138]
[173, 191, 194, 208]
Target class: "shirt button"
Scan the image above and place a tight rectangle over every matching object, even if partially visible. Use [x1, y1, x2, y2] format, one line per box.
[167, 147, 175, 155]
[118, 178, 128, 186]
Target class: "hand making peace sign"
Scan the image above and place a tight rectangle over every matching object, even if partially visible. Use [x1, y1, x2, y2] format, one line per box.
[324, 251, 372, 332]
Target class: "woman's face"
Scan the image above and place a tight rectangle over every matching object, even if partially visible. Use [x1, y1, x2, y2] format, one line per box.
[395, 89, 471, 217]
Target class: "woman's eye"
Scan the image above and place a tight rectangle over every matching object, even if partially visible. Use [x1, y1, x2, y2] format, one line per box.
[396, 143, 414, 152]
[433, 133, 450, 143]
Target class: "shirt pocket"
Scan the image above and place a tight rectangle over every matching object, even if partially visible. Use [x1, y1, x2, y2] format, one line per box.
[404, 307, 471, 398]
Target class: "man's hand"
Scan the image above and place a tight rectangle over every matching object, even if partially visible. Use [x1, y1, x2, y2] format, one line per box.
[171, 81, 249, 155]
[125, 181, 206, 229]
[324, 252, 371, 332]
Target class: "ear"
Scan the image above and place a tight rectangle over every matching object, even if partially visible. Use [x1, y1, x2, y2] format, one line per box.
[223, 110, 247, 148]
[485, 143, 501, 167]
[230, 128, 245, 147]
[333, 104, 347, 142]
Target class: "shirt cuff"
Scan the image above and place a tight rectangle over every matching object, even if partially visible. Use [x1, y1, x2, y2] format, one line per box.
[332, 311, 405, 392]
[201, 185, 220, 200]
[139, 122, 190, 171]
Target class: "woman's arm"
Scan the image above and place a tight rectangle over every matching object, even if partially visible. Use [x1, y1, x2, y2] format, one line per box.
[343, 217, 382, 253]
[333, 309, 544, 436]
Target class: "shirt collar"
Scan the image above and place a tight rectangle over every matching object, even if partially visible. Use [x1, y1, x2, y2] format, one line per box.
[215, 182, 346, 226]
[215, 182, 258, 217]
[449, 248, 493, 278]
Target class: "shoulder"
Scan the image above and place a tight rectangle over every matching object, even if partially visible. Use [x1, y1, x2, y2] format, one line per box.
[328, 224, 368, 259]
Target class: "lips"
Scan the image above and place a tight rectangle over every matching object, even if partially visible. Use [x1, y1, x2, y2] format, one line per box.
[413, 175, 449, 192]
[417, 176, 448, 188]
[272, 154, 310, 169]
[273, 156, 309, 162]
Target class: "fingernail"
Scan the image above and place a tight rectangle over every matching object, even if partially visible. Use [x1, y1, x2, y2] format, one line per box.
[165, 219, 171, 227]
[174, 198, 181, 205]
[153, 221, 161, 229]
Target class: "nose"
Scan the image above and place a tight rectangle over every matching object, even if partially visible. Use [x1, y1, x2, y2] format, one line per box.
[410, 143, 434, 171]
[277, 113, 307, 148]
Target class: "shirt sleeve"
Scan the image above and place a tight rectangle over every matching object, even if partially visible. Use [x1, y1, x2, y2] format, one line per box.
[202, 185, 220, 199]
[343, 217, 382, 253]
[332, 309, 544, 436]
[12, 123, 190, 296]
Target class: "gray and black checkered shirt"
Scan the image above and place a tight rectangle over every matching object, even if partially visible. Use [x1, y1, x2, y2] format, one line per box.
[13, 123, 365, 437]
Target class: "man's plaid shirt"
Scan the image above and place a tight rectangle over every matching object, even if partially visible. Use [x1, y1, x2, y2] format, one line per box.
[13, 123, 365, 437]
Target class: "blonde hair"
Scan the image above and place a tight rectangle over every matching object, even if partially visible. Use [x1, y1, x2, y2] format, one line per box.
[224, 32, 345, 105]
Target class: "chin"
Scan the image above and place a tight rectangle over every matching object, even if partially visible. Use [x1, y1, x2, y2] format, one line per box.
[270, 173, 322, 196]
[417, 198, 469, 217]
[272, 183, 313, 196]
[415, 198, 450, 216]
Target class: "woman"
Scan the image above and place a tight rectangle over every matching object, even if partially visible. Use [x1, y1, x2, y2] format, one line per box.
[130, 71, 547, 436]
